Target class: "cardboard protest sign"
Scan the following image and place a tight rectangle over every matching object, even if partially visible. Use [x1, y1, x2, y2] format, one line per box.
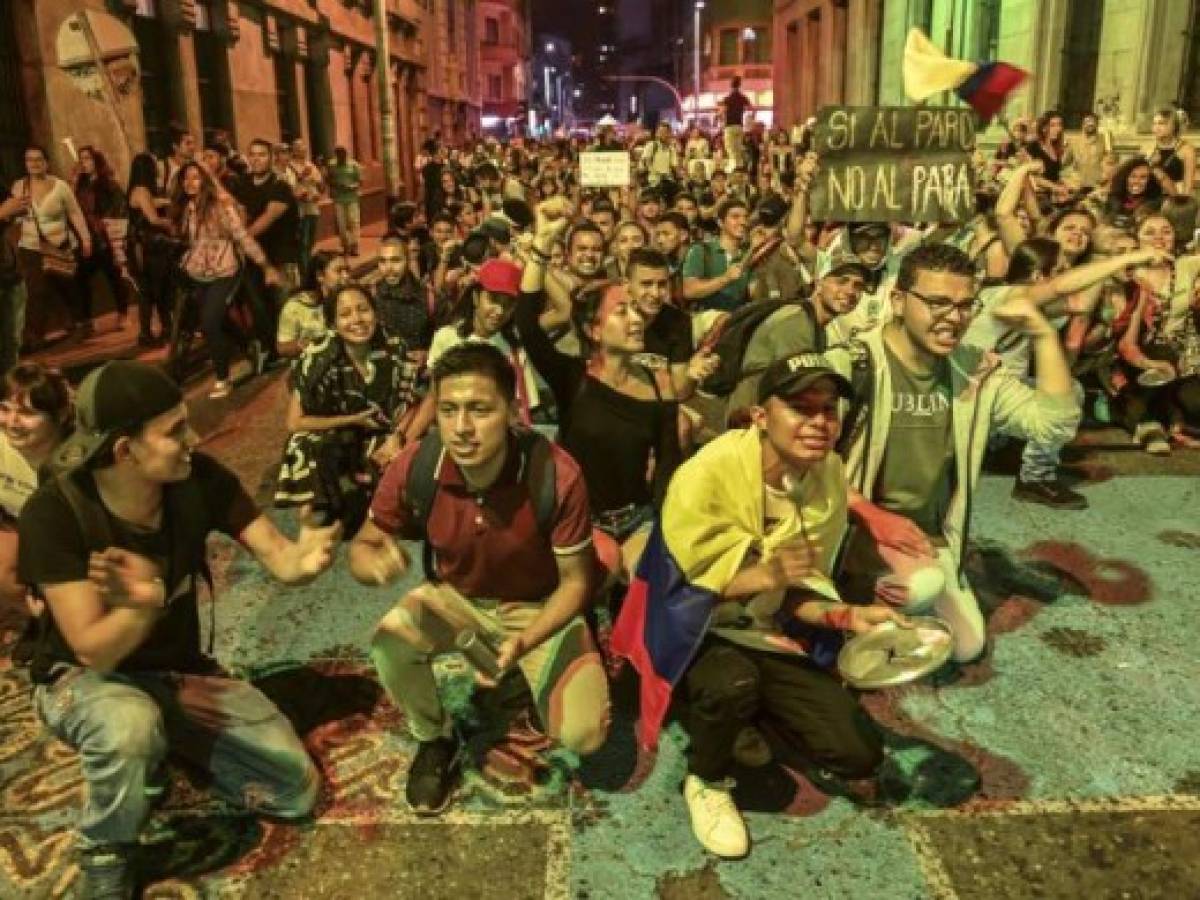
[809, 107, 975, 223]
[580, 151, 631, 188]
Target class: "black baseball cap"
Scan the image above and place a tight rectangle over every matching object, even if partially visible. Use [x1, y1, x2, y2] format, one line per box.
[480, 217, 512, 244]
[52, 361, 184, 471]
[752, 195, 790, 228]
[757, 353, 855, 405]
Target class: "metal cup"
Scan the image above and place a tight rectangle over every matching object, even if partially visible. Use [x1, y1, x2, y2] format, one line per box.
[455, 629, 501, 679]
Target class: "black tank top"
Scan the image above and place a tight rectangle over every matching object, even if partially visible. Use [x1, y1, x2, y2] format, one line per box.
[1149, 144, 1185, 183]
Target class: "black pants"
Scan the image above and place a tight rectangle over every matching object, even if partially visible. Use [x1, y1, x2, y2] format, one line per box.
[130, 238, 175, 338]
[238, 262, 280, 354]
[1114, 375, 1200, 433]
[75, 245, 128, 321]
[683, 637, 883, 782]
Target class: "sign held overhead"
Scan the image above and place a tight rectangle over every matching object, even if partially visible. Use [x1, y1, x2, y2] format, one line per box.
[809, 106, 976, 224]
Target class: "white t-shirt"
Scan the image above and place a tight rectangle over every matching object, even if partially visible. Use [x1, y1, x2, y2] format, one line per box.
[427, 326, 542, 410]
[277, 294, 328, 346]
[0, 432, 39, 519]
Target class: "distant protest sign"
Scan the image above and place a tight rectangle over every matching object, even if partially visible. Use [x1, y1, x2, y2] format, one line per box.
[580, 151, 631, 188]
[809, 107, 976, 223]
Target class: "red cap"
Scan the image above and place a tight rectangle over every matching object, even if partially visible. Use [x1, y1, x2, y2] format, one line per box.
[477, 258, 523, 297]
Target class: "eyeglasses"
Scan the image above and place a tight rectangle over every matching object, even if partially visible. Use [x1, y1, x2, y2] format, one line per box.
[906, 288, 978, 320]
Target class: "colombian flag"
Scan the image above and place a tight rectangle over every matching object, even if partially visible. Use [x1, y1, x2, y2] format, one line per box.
[610, 428, 849, 750]
[903, 28, 1028, 124]
[610, 523, 717, 750]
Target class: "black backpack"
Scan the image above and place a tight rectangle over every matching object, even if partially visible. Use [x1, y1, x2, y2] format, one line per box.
[701, 299, 822, 397]
[405, 428, 557, 583]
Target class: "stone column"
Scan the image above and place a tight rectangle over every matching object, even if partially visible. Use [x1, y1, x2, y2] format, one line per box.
[160, 0, 204, 135]
[306, 27, 337, 159]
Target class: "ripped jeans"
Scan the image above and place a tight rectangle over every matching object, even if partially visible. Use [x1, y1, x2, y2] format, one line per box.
[33, 667, 320, 849]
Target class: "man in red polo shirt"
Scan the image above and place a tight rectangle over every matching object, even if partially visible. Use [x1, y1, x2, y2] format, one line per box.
[349, 343, 608, 815]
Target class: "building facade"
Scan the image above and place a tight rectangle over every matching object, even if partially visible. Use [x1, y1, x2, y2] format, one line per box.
[3, 0, 483, 218]
[480, 0, 530, 133]
[773, 0, 1200, 146]
[424, 0, 482, 147]
[686, 0, 773, 129]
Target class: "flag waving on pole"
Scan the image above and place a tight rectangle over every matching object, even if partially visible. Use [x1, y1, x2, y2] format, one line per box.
[902, 28, 1027, 123]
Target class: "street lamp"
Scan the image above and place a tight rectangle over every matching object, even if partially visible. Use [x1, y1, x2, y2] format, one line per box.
[693, 2, 705, 126]
[545, 42, 555, 53]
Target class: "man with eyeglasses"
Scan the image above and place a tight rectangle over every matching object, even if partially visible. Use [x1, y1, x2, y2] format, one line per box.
[830, 244, 1081, 666]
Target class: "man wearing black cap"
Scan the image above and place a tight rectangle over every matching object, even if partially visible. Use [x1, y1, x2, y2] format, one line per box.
[726, 250, 871, 420]
[746, 194, 804, 305]
[652, 353, 904, 858]
[18, 361, 341, 898]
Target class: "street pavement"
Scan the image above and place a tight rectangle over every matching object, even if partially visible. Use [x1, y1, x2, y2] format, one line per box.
[1, 369, 1198, 899]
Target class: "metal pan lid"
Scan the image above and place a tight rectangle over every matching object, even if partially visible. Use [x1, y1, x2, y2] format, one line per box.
[837, 616, 954, 690]
[1138, 368, 1176, 387]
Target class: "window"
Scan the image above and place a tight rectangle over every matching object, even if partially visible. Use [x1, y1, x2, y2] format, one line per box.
[1183, 0, 1200, 122]
[1058, 0, 1103, 127]
[907, 0, 933, 32]
[133, 0, 173, 155]
[274, 54, 300, 142]
[446, 0, 456, 41]
[484, 17, 499, 44]
[718, 28, 739, 66]
[974, 0, 1001, 62]
[0, 2, 29, 184]
[744, 27, 770, 65]
[488, 74, 502, 100]
[193, 1, 231, 144]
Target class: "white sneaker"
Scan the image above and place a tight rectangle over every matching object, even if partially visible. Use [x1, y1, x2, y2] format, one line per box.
[208, 380, 231, 400]
[683, 774, 749, 859]
[1136, 422, 1171, 456]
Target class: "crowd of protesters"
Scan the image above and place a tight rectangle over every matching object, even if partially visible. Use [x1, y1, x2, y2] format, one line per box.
[3, 82, 1200, 895]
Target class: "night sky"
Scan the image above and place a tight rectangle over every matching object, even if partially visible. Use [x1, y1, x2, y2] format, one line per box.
[531, 0, 587, 43]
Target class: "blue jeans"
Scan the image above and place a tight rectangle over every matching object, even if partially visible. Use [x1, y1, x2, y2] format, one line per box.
[34, 667, 320, 849]
[192, 275, 241, 380]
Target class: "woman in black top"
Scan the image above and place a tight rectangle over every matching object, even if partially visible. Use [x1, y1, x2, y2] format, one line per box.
[1024, 111, 1068, 201]
[73, 146, 131, 334]
[125, 152, 176, 345]
[517, 201, 681, 579]
[1145, 108, 1196, 198]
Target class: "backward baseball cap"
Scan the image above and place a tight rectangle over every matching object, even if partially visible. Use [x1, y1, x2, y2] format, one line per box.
[52, 361, 184, 472]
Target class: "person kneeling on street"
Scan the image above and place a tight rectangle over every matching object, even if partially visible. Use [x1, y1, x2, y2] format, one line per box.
[614, 355, 907, 859]
[17, 361, 341, 899]
[350, 343, 610, 816]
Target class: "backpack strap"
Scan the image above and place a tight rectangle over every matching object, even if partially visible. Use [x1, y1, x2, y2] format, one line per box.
[514, 429, 557, 537]
[407, 430, 447, 583]
[163, 478, 217, 656]
[55, 471, 115, 554]
[834, 338, 875, 460]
